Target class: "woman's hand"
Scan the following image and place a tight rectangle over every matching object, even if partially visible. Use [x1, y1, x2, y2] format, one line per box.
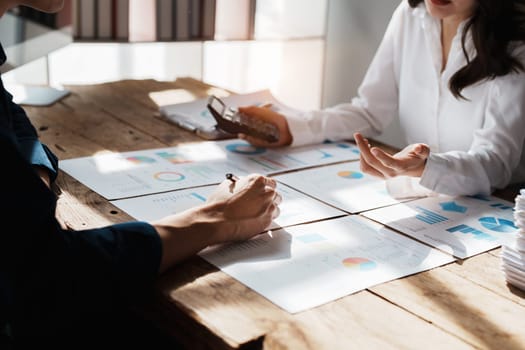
[237, 105, 293, 147]
[354, 132, 430, 179]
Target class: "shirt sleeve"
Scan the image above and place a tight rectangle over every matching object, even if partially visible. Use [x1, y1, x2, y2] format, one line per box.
[5, 88, 59, 181]
[420, 67, 525, 196]
[286, 2, 406, 147]
[0, 130, 162, 337]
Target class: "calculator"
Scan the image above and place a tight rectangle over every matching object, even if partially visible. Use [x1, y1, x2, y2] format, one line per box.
[207, 95, 280, 143]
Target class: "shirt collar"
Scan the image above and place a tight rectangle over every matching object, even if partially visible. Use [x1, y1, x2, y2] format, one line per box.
[411, 3, 475, 60]
[411, 3, 471, 31]
[411, 3, 433, 29]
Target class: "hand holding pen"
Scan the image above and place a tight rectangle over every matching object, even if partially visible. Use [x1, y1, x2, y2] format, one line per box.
[225, 173, 239, 183]
[203, 173, 282, 242]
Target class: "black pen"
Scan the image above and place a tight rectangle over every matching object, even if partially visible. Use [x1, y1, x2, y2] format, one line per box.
[225, 173, 239, 183]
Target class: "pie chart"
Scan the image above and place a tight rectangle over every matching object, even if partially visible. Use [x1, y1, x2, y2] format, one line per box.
[342, 257, 377, 271]
[226, 143, 266, 155]
[478, 217, 517, 233]
[337, 170, 364, 179]
[153, 171, 185, 182]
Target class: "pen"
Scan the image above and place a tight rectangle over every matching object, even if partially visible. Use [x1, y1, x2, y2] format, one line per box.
[225, 173, 239, 183]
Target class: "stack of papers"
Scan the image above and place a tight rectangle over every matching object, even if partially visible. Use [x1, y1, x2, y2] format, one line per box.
[501, 189, 525, 291]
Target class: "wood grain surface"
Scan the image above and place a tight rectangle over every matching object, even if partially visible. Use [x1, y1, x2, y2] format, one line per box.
[25, 78, 525, 350]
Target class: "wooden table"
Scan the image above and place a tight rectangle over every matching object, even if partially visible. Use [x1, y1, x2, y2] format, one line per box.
[26, 78, 525, 350]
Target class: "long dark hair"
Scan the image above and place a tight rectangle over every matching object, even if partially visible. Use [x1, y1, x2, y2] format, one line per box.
[408, 0, 525, 99]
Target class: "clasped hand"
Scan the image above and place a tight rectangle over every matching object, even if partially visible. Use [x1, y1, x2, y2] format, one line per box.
[354, 132, 430, 179]
[152, 174, 281, 272]
[206, 174, 282, 242]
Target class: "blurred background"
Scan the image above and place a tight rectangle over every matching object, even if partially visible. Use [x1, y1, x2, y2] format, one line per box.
[0, 0, 403, 147]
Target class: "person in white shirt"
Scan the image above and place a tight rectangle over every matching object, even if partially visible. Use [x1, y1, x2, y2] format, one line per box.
[238, 0, 525, 197]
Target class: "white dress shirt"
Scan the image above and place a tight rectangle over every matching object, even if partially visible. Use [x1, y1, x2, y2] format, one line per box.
[286, 1, 525, 196]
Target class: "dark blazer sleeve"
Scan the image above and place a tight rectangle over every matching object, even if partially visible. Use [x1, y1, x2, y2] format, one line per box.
[0, 119, 162, 338]
[0, 43, 58, 182]
[5, 89, 59, 181]
[0, 43, 161, 338]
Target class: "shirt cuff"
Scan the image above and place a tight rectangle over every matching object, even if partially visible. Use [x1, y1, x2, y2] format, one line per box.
[19, 140, 59, 181]
[419, 152, 492, 196]
[419, 152, 443, 192]
[286, 111, 326, 147]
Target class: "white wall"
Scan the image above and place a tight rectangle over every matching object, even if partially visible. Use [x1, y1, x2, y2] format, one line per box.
[323, 0, 404, 148]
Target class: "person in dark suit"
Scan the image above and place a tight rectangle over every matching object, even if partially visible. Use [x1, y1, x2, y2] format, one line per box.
[0, 0, 281, 347]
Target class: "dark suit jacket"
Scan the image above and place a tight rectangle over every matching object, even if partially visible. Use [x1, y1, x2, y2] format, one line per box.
[0, 44, 162, 340]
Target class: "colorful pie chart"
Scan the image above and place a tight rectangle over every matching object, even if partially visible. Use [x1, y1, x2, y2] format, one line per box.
[226, 143, 266, 155]
[153, 171, 185, 182]
[342, 257, 377, 271]
[337, 170, 364, 179]
[479, 217, 517, 233]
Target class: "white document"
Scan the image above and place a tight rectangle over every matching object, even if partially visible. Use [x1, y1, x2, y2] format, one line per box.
[222, 139, 360, 175]
[112, 182, 346, 230]
[200, 215, 455, 313]
[60, 139, 360, 200]
[274, 161, 410, 213]
[59, 144, 248, 200]
[363, 195, 518, 259]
